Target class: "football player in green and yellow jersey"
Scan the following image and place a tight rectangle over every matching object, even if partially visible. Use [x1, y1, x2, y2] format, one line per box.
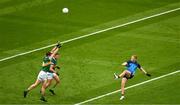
[24, 43, 61, 102]
[46, 52, 61, 95]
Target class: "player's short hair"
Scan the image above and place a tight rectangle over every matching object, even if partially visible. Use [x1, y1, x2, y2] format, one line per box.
[132, 55, 137, 59]
[46, 52, 52, 56]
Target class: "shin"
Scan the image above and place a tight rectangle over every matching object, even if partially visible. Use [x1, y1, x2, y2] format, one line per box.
[45, 79, 53, 89]
[41, 80, 47, 96]
[53, 75, 60, 88]
[27, 80, 40, 91]
[121, 78, 127, 96]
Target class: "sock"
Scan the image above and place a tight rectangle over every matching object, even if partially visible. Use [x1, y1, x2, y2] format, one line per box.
[41, 95, 45, 98]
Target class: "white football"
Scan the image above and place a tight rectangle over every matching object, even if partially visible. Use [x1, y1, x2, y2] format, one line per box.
[62, 8, 69, 13]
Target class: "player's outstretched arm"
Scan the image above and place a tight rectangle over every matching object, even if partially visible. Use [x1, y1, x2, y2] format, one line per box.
[122, 62, 127, 66]
[139, 67, 151, 77]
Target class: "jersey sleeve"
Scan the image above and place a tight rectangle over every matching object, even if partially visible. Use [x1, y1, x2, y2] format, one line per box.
[51, 58, 57, 65]
[43, 57, 50, 63]
[48, 56, 53, 60]
[51, 62, 55, 65]
[137, 63, 141, 69]
[126, 60, 131, 66]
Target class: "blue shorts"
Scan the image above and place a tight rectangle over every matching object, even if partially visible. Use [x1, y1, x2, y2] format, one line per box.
[124, 70, 134, 79]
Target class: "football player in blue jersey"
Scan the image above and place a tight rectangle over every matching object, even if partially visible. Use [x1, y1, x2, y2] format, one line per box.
[114, 55, 151, 100]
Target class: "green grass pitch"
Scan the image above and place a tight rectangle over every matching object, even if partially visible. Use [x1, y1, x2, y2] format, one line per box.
[0, 0, 180, 104]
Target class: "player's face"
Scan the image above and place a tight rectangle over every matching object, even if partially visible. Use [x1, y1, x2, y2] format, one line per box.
[131, 56, 137, 62]
[54, 54, 60, 59]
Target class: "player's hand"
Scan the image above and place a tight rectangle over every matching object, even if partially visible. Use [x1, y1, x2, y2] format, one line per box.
[56, 42, 62, 48]
[146, 73, 151, 77]
[55, 66, 60, 69]
[56, 72, 59, 76]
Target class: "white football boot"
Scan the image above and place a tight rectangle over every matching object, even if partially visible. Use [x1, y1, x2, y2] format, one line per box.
[114, 73, 119, 80]
[120, 96, 125, 100]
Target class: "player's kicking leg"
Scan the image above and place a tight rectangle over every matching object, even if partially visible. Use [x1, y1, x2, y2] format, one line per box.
[24, 80, 48, 102]
[114, 70, 130, 79]
[24, 70, 48, 102]
[24, 79, 41, 98]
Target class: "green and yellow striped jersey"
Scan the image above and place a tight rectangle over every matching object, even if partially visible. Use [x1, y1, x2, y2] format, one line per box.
[41, 56, 51, 72]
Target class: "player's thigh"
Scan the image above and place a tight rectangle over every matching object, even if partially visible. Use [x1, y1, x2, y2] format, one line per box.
[124, 70, 131, 77]
[47, 78, 53, 83]
[34, 79, 41, 86]
[42, 80, 48, 88]
[121, 78, 128, 84]
[53, 73, 60, 82]
[46, 78, 53, 87]
[37, 71, 48, 82]
[47, 72, 54, 80]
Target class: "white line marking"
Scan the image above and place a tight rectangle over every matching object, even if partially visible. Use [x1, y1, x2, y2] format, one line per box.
[74, 70, 180, 105]
[0, 7, 180, 62]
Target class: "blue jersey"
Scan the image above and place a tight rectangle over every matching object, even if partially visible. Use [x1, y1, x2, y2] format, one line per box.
[126, 60, 141, 75]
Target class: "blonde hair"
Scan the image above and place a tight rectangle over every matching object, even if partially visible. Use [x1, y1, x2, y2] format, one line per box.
[132, 55, 137, 59]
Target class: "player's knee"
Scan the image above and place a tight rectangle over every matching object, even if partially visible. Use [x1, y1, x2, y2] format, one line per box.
[56, 81, 60, 84]
[122, 71, 127, 75]
[124, 70, 129, 74]
[46, 81, 52, 87]
[54, 76, 60, 83]
[42, 85, 46, 89]
[46, 83, 50, 87]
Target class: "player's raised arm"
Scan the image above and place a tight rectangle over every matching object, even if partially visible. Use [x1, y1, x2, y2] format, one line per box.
[139, 67, 151, 77]
[49, 43, 62, 59]
[50, 42, 62, 53]
[42, 43, 62, 67]
[50, 46, 58, 53]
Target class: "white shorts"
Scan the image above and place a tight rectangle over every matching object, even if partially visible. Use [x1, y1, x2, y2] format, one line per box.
[47, 72, 58, 80]
[37, 71, 48, 82]
[47, 72, 54, 80]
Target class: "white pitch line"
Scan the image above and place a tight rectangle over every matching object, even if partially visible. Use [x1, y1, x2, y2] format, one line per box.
[0, 7, 180, 62]
[74, 70, 180, 105]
